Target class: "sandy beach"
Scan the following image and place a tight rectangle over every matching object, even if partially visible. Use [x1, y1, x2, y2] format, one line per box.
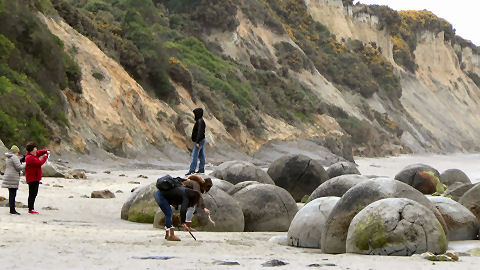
[1, 154, 480, 269]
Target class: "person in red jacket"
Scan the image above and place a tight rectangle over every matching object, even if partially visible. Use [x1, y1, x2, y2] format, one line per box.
[25, 142, 49, 214]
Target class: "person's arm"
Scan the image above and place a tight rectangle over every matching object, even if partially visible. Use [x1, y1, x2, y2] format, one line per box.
[36, 149, 48, 157]
[12, 156, 25, 172]
[26, 155, 48, 167]
[179, 192, 190, 224]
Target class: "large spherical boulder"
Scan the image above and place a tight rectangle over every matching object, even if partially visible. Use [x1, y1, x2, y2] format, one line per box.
[267, 154, 329, 201]
[211, 178, 235, 193]
[230, 182, 298, 231]
[459, 184, 480, 220]
[321, 178, 447, 254]
[427, 196, 479, 240]
[440, 169, 471, 186]
[394, 164, 439, 186]
[346, 198, 447, 256]
[121, 183, 157, 223]
[326, 162, 360, 179]
[211, 161, 274, 185]
[307, 175, 369, 203]
[153, 186, 245, 232]
[445, 183, 477, 201]
[287, 197, 340, 248]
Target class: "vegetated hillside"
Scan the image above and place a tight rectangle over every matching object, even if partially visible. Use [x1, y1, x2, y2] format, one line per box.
[1, 0, 479, 161]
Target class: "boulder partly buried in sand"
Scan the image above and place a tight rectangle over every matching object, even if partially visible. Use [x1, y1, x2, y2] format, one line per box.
[121, 183, 158, 223]
[346, 198, 447, 256]
[153, 186, 244, 232]
[326, 161, 360, 179]
[91, 189, 115, 198]
[41, 163, 65, 178]
[459, 184, 480, 220]
[440, 169, 471, 186]
[288, 197, 340, 248]
[394, 164, 439, 186]
[307, 174, 368, 203]
[267, 154, 329, 201]
[230, 182, 297, 231]
[211, 161, 274, 185]
[321, 178, 448, 254]
[427, 196, 479, 240]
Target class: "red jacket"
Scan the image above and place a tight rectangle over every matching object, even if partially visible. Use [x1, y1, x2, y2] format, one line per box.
[25, 149, 48, 183]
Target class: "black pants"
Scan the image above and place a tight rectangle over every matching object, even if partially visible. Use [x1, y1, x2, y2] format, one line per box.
[28, 181, 39, 211]
[8, 188, 17, 213]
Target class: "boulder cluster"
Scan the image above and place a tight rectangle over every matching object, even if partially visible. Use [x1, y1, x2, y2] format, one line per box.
[120, 156, 480, 256]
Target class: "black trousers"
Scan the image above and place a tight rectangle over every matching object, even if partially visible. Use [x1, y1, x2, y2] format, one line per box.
[8, 188, 17, 213]
[28, 181, 39, 211]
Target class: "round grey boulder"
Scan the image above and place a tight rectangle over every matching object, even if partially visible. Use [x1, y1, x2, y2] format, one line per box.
[445, 183, 478, 201]
[326, 162, 360, 179]
[321, 178, 448, 254]
[121, 182, 157, 223]
[41, 163, 65, 178]
[459, 184, 480, 220]
[153, 186, 244, 232]
[267, 154, 329, 201]
[211, 161, 274, 185]
[427, 196, 479, 240]
[440, 169, 471, 186]
[307, 174, 369, 203]
[230, 182, 298, 231]
[288, 197, 340, 248]
[211, 178, 235, 193]
[394, 163, 439, 186]
[346, 198, 447, 256]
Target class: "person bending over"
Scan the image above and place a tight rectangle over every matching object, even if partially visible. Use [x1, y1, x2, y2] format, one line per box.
[25, 142, 49, 214]
[154, 184, 201, 241]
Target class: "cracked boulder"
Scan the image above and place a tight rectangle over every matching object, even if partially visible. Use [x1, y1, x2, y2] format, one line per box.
[346, 198, 447, 256]
[459, 184, 480, 220]
[427, 196, 479, 240]
[288, 197, 340, 248]
[440, 169, 472, 187]
[211, 161, 274, 185]
[267, 154, 329, 201]
[153, 186, 244, 232]
[394, 164, 440, 186]
[321, 178, 448, 254]
[230, 182, 297, 231]
[326, 161, 360, 179]
[307, 174, 369, 203]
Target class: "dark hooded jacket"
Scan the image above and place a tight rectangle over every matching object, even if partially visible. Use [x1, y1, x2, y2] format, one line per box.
[191, 108, 206, 143]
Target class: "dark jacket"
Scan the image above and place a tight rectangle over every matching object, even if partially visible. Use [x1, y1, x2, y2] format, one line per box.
[25, 149, 48, 183]
[191, 108, 206, 143]
[161, 186, 199, 223]
[182, 179, 206, 209]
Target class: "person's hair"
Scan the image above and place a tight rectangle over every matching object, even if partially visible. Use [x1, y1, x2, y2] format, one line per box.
[204, 177, 213, 192]
[26, 142, 37, 153]
[185, 188, 201, 207]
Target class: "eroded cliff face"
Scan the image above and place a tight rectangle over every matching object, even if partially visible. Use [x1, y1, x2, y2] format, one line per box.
[39, 13, 346, 160]
[304, 0, 480, 153]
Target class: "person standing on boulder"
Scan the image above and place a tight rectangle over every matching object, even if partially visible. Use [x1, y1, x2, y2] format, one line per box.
[25, 142, 49, 214]
[1, 145, 26, 215]
[186, 108, 206, 176]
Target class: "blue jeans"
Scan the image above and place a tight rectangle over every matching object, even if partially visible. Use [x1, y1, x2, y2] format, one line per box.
[154, 190, 172, 228]
[188, 138, 206, 173]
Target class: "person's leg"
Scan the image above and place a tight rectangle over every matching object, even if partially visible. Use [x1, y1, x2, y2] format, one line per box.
[28, 182, 39, 211]
[185, 206, 195, 222]
[197, 139, 206, 173]
[154, 190, 172, 228]
[8, 188, 18, 214]
[187, 143, 200, 174]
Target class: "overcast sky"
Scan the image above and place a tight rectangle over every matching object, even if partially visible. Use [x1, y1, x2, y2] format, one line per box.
[354, 0, 479, 46]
